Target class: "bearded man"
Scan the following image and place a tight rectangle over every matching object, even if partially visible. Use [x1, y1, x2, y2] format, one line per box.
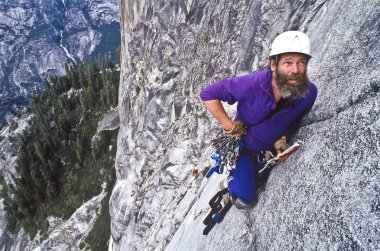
[200, 31, 318, 208]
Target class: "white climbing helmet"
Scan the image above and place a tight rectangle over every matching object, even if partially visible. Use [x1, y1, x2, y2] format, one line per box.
[269, 31, 311, 58]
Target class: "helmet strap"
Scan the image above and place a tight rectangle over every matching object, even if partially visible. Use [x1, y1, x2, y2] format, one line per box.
[275, 55, 280, 64]
[269, 55, 280, 71]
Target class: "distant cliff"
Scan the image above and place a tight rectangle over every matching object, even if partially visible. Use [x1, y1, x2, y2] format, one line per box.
[112, 0, 380, 250]
[0, 0, 120, 126]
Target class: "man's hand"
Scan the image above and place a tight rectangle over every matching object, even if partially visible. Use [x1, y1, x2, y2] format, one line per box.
[274, 136, 290, 154]
[224, 120, 246, 137]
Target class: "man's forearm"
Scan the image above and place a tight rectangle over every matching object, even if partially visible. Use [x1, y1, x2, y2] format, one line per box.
[203, 100, 234, 131]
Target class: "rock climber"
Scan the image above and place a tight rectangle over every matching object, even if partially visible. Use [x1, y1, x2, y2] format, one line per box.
[200, 31, 318, 208]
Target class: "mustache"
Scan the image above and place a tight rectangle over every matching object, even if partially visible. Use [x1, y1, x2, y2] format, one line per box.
[284, 73, 308, 82]
[276, 71, 309, 84]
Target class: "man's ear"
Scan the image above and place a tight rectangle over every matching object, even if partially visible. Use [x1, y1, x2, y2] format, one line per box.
[270, 59, 276, 72]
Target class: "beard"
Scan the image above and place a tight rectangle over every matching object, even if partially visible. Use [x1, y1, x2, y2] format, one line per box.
[275, 70, 309, 99]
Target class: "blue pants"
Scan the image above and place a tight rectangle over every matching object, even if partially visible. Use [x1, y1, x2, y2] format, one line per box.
[227, 153, 258, 203]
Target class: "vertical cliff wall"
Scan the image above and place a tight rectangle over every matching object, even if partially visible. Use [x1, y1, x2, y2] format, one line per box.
[112, 0, 380, 250]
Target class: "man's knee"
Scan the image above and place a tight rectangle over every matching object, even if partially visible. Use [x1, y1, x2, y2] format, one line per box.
[227, 176, 257, 209]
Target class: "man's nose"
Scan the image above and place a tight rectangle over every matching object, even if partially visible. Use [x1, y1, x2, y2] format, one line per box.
[291, 64, 300, 74]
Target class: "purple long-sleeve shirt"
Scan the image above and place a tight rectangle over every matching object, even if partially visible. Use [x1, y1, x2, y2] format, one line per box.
[200, 69, 317, 151]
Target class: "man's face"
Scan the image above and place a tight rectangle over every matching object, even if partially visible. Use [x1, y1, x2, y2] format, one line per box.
[271, 53, 309, 99]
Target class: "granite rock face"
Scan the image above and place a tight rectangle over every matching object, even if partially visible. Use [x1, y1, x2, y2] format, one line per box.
[0, 0, 120, 126]
[0, 116, 30, 250]
[112, 0, 380, 250]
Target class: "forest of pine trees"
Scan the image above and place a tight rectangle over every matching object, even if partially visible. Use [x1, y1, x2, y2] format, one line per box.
[0, 55, 119, 249]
